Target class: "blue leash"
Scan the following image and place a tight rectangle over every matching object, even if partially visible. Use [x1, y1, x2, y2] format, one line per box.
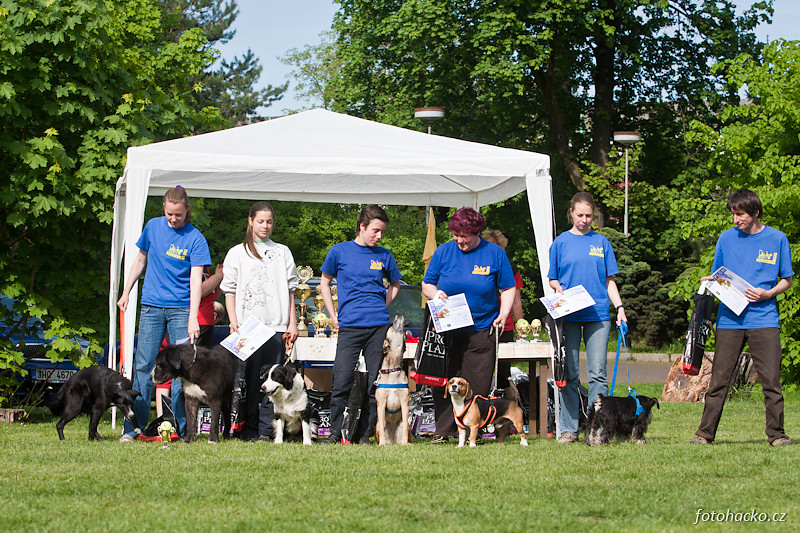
[610, 321, 645, 416]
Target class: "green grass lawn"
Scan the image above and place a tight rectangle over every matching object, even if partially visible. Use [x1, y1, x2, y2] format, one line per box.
[1, 385, 798, 532]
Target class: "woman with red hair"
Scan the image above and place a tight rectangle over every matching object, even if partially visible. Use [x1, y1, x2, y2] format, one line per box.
[421, 207, 517, 444]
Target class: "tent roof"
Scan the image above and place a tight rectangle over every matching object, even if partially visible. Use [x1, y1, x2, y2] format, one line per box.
[124, 108, 550, 207]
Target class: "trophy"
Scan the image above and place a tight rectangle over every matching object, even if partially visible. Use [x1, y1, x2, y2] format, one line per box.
[531, 318, 542, 342]
[296, 266, 313, 337]
[159, 420, 173, 448]
[313, 286, 329, 337]
[514, 319, 531, 343]
[330, 285, 339, 338]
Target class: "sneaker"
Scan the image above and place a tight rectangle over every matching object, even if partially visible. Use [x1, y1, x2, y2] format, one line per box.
[690, 435, 711, 445]
[557, 432, 578, 444]
[119, 434, 135, 443]
[320, 435, 341, 445]
[771, 437, 792, 446]
[430, 435, 449, 444]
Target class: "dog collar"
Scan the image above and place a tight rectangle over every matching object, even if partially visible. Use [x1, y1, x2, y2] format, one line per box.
[379, 367, 403, 374]
[629, 390, 646, 417]
[375, 383, 408, 389]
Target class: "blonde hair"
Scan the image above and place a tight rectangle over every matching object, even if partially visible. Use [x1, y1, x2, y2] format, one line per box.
[163, 186, 191, 223]
[482, 229, 508, 249]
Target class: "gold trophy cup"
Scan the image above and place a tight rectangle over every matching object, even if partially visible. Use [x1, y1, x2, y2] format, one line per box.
[531, 318, 542, 342]
[313, 286, 329, 337]
[296, 266, 313, 337]
[514, 318, 531, 343]
[330, 285, 339, 338]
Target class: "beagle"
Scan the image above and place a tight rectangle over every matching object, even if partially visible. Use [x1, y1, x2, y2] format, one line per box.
[445, 377, 528, 448]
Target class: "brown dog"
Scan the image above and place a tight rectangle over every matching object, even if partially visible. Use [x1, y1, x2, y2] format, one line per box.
[445, 376, 528, 448]
[374, 314, 411, 445]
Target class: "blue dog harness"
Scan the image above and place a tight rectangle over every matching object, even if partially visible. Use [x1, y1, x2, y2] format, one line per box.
[375, 367, 408, 413]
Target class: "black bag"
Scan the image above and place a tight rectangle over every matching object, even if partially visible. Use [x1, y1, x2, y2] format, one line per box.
[543, 315, 567, 388]
[410, 307, 449, 387]
[341, 371, 369, 444]
[683, 291, 714, 375]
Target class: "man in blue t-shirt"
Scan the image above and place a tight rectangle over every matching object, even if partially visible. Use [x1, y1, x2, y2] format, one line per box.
[692, 189, 793, 446]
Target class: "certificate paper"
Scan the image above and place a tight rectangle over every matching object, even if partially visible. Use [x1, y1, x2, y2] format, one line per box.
[427, 293, 474, 333]
[540, 285, 596, 319]
[221, 316, 276, 360]
[706, 266, 754, 316]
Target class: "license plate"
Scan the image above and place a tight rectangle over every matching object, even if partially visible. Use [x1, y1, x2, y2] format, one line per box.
[33, 368, 76, 383]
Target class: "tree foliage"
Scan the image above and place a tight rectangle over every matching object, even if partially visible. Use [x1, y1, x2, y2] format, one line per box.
[0, 0, 225, 403]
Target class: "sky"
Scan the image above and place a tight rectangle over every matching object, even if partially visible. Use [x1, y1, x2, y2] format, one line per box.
[216, 0, 799, 115]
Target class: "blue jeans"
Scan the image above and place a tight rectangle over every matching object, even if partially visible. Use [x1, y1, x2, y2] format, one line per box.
[124, 305, 189, 438]
[559, 320, 611, 435]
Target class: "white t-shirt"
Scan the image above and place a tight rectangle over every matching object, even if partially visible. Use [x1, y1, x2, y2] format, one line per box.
[221, 240, 298, 332]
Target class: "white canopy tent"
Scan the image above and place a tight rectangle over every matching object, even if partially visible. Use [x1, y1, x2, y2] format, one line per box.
[109, 108, 554, 377]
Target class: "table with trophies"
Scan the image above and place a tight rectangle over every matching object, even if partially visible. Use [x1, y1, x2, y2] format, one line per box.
[291, 267, 553, 438]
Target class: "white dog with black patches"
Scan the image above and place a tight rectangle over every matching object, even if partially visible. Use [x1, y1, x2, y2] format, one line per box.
[261, 364, 314, 445]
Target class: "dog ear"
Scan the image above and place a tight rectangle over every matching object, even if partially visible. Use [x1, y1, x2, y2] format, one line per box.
[443, 382, 449, 399]
[382, 338, 389, 356]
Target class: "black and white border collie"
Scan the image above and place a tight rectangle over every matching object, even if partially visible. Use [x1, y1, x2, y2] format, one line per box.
[261, 364, 315, 445]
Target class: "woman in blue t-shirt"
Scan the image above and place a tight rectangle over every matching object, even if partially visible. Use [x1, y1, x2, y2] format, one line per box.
[116, 186, 212, 441]
[548, 192, 626, 444]
[318, 205, 403, 444]
[422, 207, 517, 444]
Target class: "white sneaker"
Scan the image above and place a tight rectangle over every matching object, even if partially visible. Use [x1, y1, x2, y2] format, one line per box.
[119, 434, 135, 443]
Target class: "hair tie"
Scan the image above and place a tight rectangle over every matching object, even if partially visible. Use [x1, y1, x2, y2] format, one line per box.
[175, 185, 184, 190]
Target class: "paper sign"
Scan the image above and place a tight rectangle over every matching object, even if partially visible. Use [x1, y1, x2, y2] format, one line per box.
[706, 266, 754, 316]
[426, 293, 474, 333]
[540, 285, 596, 319]
[220, 316, 276, 360]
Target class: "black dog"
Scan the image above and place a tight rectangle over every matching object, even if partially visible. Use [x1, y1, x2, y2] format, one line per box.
[584, 393, 659, 445]
[48, 366, 141, 441]
[153, 344, 236, 444]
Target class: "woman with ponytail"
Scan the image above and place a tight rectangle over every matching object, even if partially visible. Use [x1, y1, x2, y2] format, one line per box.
[221, 202, 299, 441]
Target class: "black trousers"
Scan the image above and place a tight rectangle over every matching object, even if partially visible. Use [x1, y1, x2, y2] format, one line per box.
[328, 325, 389, 439]
[240, 332, 283, 439]
[432, 329, 496, 437]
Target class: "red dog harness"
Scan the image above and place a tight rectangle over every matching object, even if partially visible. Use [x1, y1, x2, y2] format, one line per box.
[453, 395, 498, 429]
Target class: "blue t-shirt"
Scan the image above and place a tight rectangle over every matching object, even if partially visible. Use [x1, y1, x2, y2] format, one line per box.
[137, 217, 212, 308]
[547, 230, 620, 322]
[712, 225, 794, 329]
[423, 239, 516, 331]
[321, 240, 402, 328]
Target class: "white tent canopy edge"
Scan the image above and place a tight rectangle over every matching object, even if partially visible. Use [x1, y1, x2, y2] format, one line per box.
[108, 109, 555, 382]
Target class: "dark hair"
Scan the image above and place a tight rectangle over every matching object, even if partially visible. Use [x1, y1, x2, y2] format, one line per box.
[448, 207, 486, 236]
[727, 188, 762, 218]
[356, 205, 390, 237]
[567, 192, 595, 225]
[163, 186, 191, 223]
[244, 201, 275, 259]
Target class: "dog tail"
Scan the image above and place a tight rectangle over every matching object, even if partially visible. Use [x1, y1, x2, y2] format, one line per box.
[503, 377, 520, 402]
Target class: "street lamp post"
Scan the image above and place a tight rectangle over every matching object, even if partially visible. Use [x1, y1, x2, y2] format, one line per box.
[613, 131, 642, 237]
[414, 107, 445, 135]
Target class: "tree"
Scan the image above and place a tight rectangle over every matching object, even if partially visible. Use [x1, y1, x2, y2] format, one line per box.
[671, 40, 800, 384]
[0, 0, 223, 403]
[159, 0, 287, 124]
[329, 0, 771, 208]
[280, 31, 342, 112]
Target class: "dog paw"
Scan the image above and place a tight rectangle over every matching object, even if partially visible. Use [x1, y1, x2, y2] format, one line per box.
[208, 440, 218, 445]
[520, 439, 529, 446]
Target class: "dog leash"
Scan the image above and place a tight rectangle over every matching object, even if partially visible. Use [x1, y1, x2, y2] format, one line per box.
[609, 320, 645, 416]
[610, 320, 628, 396]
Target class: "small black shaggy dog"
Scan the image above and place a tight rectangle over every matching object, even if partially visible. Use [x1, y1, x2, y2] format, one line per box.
[584, 393, 659, 446]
